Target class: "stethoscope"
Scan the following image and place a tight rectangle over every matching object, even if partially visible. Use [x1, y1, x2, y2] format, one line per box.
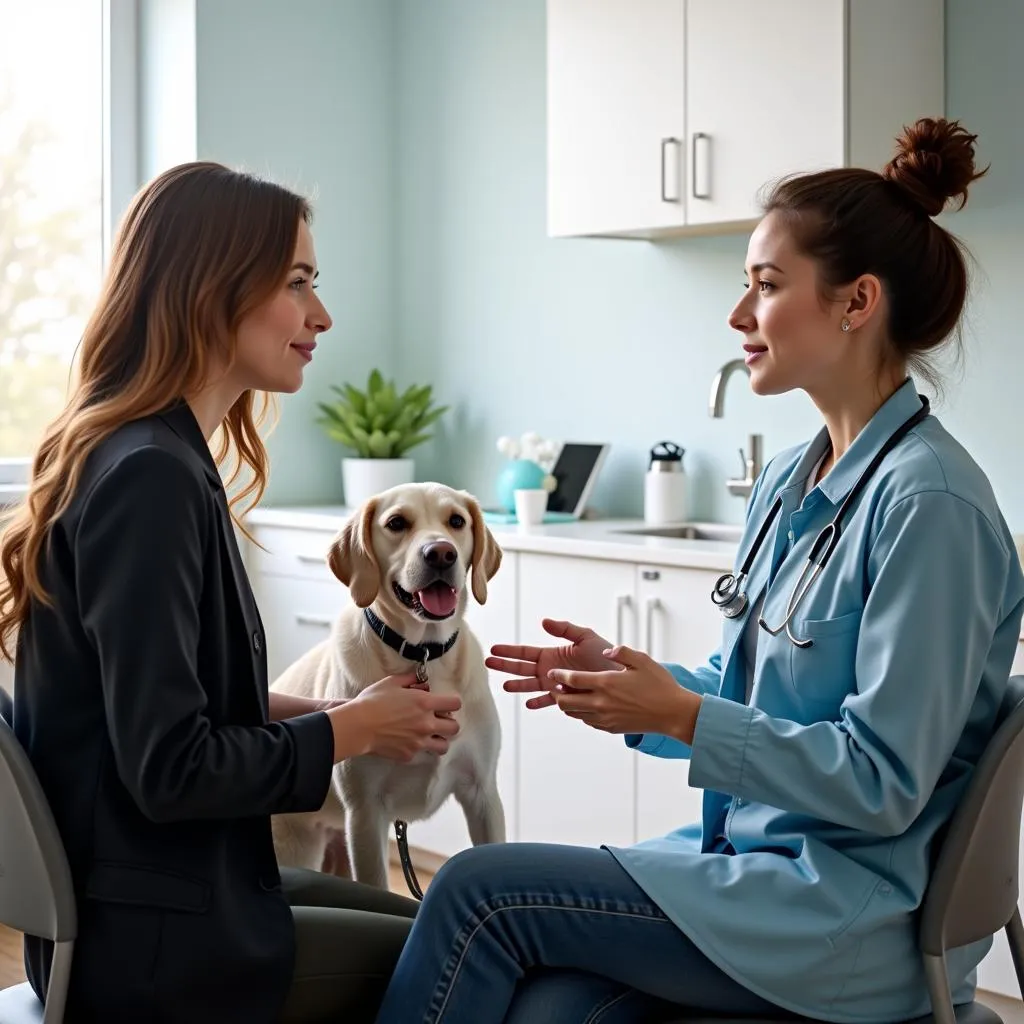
[710, 396, 931, 649]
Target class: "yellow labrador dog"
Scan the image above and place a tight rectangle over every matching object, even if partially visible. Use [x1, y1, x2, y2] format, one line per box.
[270, 482, 506, 889]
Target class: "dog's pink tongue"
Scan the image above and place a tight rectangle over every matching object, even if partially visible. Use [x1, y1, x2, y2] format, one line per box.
[418, 583, 457, 617]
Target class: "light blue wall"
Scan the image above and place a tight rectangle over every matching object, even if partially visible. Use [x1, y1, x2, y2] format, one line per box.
[938, 0, 1024, 529]
[192, 0, 1023, 528]
[392, 0, 1024, 527]
[195, 0, 397, 505]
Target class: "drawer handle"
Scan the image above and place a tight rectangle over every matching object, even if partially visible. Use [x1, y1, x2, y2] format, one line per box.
[641, 569, 660, 581]
[644, 596, 663, 656]
[296, 554, 326, 565]
[660, 136, 681, 203]
[691, 131, 711, 200]
[615, 594, 633, 645]
[295, 613, 334, 628]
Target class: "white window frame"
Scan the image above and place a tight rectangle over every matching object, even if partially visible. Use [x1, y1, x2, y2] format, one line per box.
[0, 0, 139, 492]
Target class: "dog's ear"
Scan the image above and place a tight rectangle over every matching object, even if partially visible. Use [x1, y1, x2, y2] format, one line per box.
[327, 498, 380, 607]
[462, 492, 502, 605]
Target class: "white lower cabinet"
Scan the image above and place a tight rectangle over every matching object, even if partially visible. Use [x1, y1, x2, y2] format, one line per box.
[244, 522, 343, 684]
[252, 574, 348, 683]
[634, 563, 721, 842]
[514, 553, 723, 850]
[516, 553, 639, 849]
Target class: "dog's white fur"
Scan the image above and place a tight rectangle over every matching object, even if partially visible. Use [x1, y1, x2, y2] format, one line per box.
[269, 483, 506, 889]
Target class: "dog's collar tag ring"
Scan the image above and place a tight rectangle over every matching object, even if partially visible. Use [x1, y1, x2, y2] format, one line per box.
[415, 653, 429, 684]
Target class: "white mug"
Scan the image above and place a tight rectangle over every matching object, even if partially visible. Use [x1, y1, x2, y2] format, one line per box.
[514, 488, 548, 526]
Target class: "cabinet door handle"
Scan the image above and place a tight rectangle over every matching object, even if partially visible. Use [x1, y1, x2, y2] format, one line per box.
[295, 612, 334, 628]
[615, 594, 633, 645]
[660, 136, 681, 203]
[296, 553, 326, 565]
[644, 596, 663, 656]
[691, 131, 711, 200]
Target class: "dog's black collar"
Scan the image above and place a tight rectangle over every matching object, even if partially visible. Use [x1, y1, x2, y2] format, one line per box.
[363, 608, 459, 665]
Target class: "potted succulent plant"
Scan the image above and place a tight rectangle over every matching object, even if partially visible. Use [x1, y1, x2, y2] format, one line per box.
[316, 369, 449, 507]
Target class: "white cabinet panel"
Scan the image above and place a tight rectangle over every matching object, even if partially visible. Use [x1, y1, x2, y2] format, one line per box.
[634, 564, 721, 842]
[547, 0, 687, 237]
[684, 0, 843, 226]
[516, 553, 638, 848]
[253, 574, 350, 684]
[247, 524, 338, 583]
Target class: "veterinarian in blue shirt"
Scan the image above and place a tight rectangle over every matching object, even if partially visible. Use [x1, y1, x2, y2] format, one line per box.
[372, 118, 1024, 1024]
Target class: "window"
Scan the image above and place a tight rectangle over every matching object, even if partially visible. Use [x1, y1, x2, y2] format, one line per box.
[0, 0, 105, 469]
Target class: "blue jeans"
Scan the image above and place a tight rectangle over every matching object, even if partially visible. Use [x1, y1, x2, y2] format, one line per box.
[373, 843, 784, 1024]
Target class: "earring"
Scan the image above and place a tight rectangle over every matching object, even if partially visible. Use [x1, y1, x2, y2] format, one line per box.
[841, 318, 851, 333]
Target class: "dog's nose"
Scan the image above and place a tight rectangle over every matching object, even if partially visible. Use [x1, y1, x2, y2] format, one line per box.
[422, 540, 458, 570]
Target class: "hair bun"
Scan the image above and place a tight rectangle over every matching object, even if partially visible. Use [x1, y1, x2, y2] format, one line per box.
[882, 117, 987, 217]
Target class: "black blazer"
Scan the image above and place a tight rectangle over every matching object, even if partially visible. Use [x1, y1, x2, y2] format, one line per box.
[13, 403, 335, 1023]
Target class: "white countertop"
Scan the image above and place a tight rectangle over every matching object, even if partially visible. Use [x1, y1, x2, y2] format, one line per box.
[244, 504, 740, 572]
[245, 505, 1024, 641]
[0, 484, 28, 508]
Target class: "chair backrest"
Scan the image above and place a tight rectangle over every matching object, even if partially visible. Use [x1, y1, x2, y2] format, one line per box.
[0, 715, 76, 942]
[919, 674, 1024, 956]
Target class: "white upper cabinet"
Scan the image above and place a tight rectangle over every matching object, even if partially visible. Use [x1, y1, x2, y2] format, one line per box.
[683, 0, 844, 228]
[546, 0, 945, 239]
[547, 0, 687, 238]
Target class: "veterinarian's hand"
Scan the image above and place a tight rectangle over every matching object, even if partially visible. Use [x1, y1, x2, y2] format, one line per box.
[487, 619, 619, 710]
[548, 645, 702, 742]
[335, 673, 462, 763]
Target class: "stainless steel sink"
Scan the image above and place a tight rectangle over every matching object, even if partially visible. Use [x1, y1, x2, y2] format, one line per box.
[612, 522, 744, 544]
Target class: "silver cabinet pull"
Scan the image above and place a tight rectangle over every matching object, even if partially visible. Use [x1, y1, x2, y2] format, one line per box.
[641, 569, 660, 581]
[296, 553, 325, 565]
[691, 132, 711, 199]
[615, 594, 633, 645]
[660, 137, 681, 203]
[644, 596, 663, 656]
[295, 613, 333, 628]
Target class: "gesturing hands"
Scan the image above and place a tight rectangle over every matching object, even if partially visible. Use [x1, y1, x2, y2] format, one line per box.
[485, 618, 619, 710]
[486, 619, 701, 744]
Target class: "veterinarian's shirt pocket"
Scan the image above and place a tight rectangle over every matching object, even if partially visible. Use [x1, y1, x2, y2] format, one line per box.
[786, 608, 863, 718]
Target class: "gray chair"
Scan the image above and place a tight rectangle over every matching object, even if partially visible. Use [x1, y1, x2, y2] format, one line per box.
[0, 707, 76, 1023]
[667, 674, 1024, 1024]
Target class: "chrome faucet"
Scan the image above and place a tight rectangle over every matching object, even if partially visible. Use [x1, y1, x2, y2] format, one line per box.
[709, 358, 763, 500]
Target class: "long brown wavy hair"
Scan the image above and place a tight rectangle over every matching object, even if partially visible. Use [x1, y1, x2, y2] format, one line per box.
[0, 161, 311, 662]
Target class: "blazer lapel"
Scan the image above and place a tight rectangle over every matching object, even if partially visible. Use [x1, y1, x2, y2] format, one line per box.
[158, 403, 269, 718]
[213, 492, 269, 717]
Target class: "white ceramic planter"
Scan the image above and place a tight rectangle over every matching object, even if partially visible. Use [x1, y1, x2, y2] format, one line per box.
[341, 457, 415, 508]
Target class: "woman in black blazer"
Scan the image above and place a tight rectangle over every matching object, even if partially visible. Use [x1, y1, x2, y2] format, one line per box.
[0, 162, 461, 1023]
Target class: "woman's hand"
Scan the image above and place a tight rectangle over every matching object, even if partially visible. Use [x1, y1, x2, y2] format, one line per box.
[313, 697, 348, 713]
[486, 619, 619, 709]
[327, 674, 462, 763]
[549, 645, 702, 743]
[269, 691, 347, 721]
